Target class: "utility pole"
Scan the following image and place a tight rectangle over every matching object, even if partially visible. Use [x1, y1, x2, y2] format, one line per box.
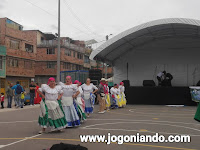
[105, 34, 112, 79]
[57, 0, 61, 82]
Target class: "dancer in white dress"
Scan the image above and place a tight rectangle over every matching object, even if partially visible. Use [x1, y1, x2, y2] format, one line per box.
[37, 77, 67, 134]
[74, 80, 87, 122]
[119, 82, 126, 107]
[81, 78, 98, 117]
[110, 84, 120, 108]
[59, 76, 80, 127]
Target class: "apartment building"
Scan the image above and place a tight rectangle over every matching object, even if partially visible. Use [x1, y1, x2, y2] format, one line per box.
[0, 18, 37, 91]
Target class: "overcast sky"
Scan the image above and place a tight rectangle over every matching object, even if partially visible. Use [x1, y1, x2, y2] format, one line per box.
[1, 0, 200, 45]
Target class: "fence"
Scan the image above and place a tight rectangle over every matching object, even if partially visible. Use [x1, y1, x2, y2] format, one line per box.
[60, 70, 89, 84]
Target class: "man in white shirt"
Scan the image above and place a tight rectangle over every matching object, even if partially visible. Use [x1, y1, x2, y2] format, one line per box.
[157, 71, 166, 86]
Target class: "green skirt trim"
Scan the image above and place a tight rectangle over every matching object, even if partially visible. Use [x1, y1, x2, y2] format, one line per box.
[77, 104, 87, 121]
[38, 99, 67, 129]
[194, 103, 200, 122]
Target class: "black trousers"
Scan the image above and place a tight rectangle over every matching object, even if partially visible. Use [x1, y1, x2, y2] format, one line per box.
[1, 101, 4, 108]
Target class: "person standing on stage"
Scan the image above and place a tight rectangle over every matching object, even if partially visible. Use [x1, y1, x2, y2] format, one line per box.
[97, 78, 106, 113]
[59, 76, 81, 127]
[81, 78, 98, 117]
[37, 77, 67, 134]
[29, 80, 36, 106]
[157, 71, 166, 86]
[110, 84, 120, 109]
[165, 72, 173, 86]
[119, 82, 126, 107]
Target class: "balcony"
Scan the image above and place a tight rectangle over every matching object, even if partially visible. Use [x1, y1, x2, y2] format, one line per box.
[37, 40, 86, 53]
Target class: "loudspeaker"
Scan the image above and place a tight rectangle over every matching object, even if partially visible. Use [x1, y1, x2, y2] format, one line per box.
[122, 80, 130, 88]
[196, 80, 200, 86]
[143, 80, 156, 87]
[89, 69, 102, 81]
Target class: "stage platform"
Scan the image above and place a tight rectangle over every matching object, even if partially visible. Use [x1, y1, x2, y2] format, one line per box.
[126, 86, 196, 106]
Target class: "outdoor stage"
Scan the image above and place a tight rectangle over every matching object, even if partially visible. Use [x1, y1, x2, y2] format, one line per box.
[126, 86, 196, 106]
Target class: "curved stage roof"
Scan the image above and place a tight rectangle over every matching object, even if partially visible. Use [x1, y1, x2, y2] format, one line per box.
[90, 18, 200, 63]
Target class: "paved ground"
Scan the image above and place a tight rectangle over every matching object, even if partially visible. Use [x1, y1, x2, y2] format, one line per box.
[0, 104, 199, 150]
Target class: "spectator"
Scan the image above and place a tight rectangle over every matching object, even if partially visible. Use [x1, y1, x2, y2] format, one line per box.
[29, 80, 36, 106]
[6, 83, 14, 108]
[20, 88, 26, 108]
[1, 93, 4, 109]
[12, 81, 24, 108]
[34, 82, 42, 104]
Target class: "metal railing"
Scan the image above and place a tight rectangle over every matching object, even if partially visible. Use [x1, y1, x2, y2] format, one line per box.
[37, 40, 86, 53]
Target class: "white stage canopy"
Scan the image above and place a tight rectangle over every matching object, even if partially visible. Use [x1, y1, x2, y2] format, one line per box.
[90, 18, 200, 86]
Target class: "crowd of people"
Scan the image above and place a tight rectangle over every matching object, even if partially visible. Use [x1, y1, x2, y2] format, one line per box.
[1, 81, 41, 109]
[37, 76, 126, 134]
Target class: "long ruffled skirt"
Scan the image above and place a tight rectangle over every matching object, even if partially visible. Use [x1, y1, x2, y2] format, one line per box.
[74, 97, 87, 122]
[121, 93, 127, 106]
[105, 94, 111, 108]
[84, 98, 93, 114]
[63, 104, 81, 127]
[38, 99, 67, 130]
[194, 103, 200, 122]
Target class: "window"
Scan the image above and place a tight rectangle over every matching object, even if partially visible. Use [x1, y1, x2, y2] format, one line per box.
[63, 62, 71, 70]
[47, 62, 56, 69]
[71, 64, 76, 70]
[10, 40, 19, 49]
[76, 65, 82, 70]
[0, 56, 2, 69]
[73, 51, 76, 57]
[65, 49, 71, 56]
[9, 59, 18, 67]
[24, 61, 32, 69]
[84, 55, 90, 63]
[47, 48, 55, 54]
[25, 43, 33, 53]
[77, 53, 83, 59]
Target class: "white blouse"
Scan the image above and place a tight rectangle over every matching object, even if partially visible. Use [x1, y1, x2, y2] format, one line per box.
[81, 83, 98, 95]
[77, 86, 83, 97]
[39, 84, 63, 101]
[110, 87, 120, 97]
[119, 85, 125, 93]
[59, 82, 78, 97]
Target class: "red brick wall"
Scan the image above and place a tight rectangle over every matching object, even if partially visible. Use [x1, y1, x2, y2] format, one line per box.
[0, 18, 37, 77]
[35, 61, 57, 76]
[6, 57, 35, 77]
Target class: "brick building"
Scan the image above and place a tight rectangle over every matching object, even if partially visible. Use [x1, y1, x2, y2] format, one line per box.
[0, 18, 37, 91]
[32, 32, 94, 83]
[0, 17, 96, 92]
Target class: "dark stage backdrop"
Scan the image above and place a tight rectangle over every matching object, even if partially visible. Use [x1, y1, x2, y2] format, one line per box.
[126, 87, 196, 106]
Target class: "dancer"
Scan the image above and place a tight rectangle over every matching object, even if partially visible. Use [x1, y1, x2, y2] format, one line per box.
[74, 80, 87, 122]
[105, 80, 111, 110]
[81, 78, 98, 117]
[97, 78, 106, 113]
[119, 82, 126, 107]
[116, 84, 122, 108]
[59, 76, 81, 127]
[194, 101, 200, 122]
[37, 77, 67, 134]
[110, 84, 120, 108]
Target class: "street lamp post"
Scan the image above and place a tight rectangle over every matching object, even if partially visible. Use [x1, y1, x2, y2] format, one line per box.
[105, 34, 112, 79]
[57, 0, 61, 82]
